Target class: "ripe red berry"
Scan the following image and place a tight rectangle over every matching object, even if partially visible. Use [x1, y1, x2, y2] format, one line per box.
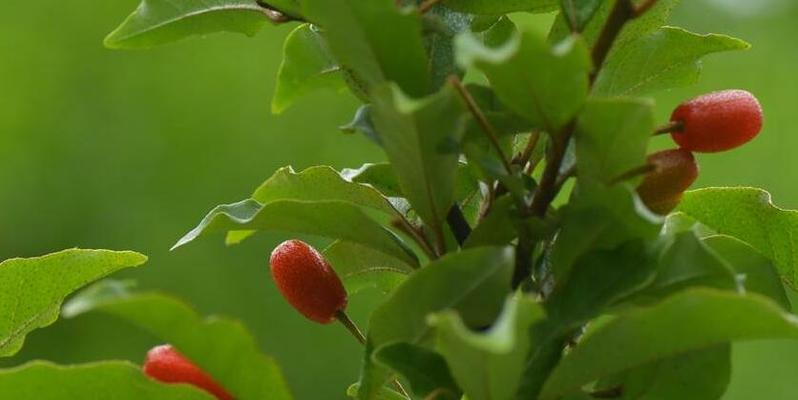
[143, 344, 233, 400]
[637, 149, 699, 214]
[670, 89, 763, 153]
[269, 240, 348, 324]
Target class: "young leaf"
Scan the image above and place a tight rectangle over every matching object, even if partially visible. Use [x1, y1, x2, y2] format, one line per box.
[574, 97, 655, 183]
[539, 289, 798, 400]
[594, 27, 750, 96]
[105, 0, 292, 49]
[370, 84, 468, 237]
[561, 0, 602, 32]
[172, 199, 418, 267]
[443, 0, 559, 14]
[678, 188, 798, 288]
[63, 287, 293, 400]
[0, 361, 215, 400]
[430, 296, 545, 400]
[456, 28, 591, 132]
[358, 247, 514, 399]
[301, 0, 431, 98]
[374, 343, 461, 399]
[596, 345, 731, 400]
[323, 240, 411, 295]
[0, 249, 147, 357]
[273, 24, 346, 114]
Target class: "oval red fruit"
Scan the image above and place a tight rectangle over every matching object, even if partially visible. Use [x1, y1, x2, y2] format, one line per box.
[270, 240, 348, 324]
[670, 89, 763, 153]
[143, 344, 233, 400]
[637, 149, 699, 215]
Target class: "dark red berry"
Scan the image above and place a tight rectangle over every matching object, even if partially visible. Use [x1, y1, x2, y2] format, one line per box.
[143, 345, 233, 400]
[637, 149, 699, 214]
[670, 89, 763, 153]
[269, 240, 348, 324]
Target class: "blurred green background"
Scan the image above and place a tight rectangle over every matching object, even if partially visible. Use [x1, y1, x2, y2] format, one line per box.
[1, 0, 797, 398]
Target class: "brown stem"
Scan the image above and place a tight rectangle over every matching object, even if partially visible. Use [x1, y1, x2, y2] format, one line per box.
[418, 0, 443, 14]
[553, 165, 577, 193]
[390, 216, 437, 261]
[610, 163, 656, 185]
[449, 76, 514, 175]
[514, 131, 542, 168]
[634, 0, 659, 17]
[589, 0, 634, 83]
[591, 386, 624, 399]
[654, 120, 684, 135]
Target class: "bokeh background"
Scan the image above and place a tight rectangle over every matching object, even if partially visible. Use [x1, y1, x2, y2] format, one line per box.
[1, 0, 797, 398]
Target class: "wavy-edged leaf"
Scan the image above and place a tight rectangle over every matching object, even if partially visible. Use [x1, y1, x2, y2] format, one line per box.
[539, 289, 798, 400]
[678, 187, 798, 288]
[323, 241, 411, 295]
[173, 199, 417, 267]
[63, 286, 292, 400]
[456, 28, 591, 132]
[0, 249, 147, 357]
[594, 27, 749, 96]
[370, 84, 468, 234]
[105, 0, 295, 49]
[0, 361, 215, 400]
[273, 24, 346, 114]
[301, 0, 431, 97]
[430, 295, 545, 400]
[358, 247, 514, 399]
[443, 0, 558, 14]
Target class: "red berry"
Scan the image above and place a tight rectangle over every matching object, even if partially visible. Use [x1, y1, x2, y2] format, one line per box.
[269, 240, 348, 324]
[143, 345, 233, 400]
[670, 89, 763, 153]
[637, 149, 699, 214]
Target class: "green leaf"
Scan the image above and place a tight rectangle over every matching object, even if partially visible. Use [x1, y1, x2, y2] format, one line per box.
[374, 343, 460, 399]
[105, 0, 292, 49]
[370, 84, 468, 234]
[596, 345, 731, 400]
[594, 27, 749, 96]
[560, 0, 602, 32]
[575, 98, 654, 184]
[323, 241, 411, 295]
[443, 0, 559, 14]
[63, 287, 292, 400]
[341, 105, 381, 145]
[0, 361, 215, 400]
[678, 188, 798, 288]
[341, 163, 403, 198]
[430, 296, 545, 400]
[301, 0, 431, 98]
[456, 28, 591, 132]
[358, 247, 514, 399]
[0, 249, 147, 357]
[464, 197, 518, 248]
[347, 384, 406, 400]
[422, 7, 473, 90]
[705, 235, 791, 310]
[273, 24, 346, 114]
[172, 199, 418, 267]
[539, 289, 798, 400]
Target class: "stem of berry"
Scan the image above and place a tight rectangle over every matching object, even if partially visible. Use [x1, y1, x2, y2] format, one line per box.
[653, 120, 684, 135]
[335, 311, 411, 398]
[610, 163, 656, 185]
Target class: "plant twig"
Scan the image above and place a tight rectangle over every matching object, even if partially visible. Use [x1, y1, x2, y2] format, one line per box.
[449, 76, 514, 175]
[390, 216, 437, 261]
[446, 205, 472, 246]
[418, 0, 443, 14]
[514, 131, 542, 168]
[553, 165, 577, 193]
[609, 163, 655, 185]
[590, 386, 624, 399]
[653, 120, 684, 135]
[634, 0, 659, 17]
[589, 0, 634, 83]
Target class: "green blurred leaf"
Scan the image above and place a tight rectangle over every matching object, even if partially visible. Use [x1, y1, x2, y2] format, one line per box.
[705, 235, 791, 310]
[560, 0, 602, 32]
[374, 343, 460, 399]
[422, 7, 472, 90]
[63, 287, 292, 400]
[0, 249, 147, 357]
[575, 98, 654, 184]
[594, 27, 749, 96]
[597, 345, 731, 400]
[323, 241, 411, 295]
[347, 384, 406, 400]
[443, 0, 558, 14]
[301, 0, 431, 97]
[539, 289, 798, 400]
[273, 24, 346, 114]
[358, 247, 514, 399]
[430, 296, 545, 400]
[0, 361, 215, 400]
[105, 0, 293, 49]
[371, 84, 468, 234]
[464, 197, 518, 248]
[173, 199, 418, 267]
[456, 28, 591, 132]
[678, 188, 798, 288]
